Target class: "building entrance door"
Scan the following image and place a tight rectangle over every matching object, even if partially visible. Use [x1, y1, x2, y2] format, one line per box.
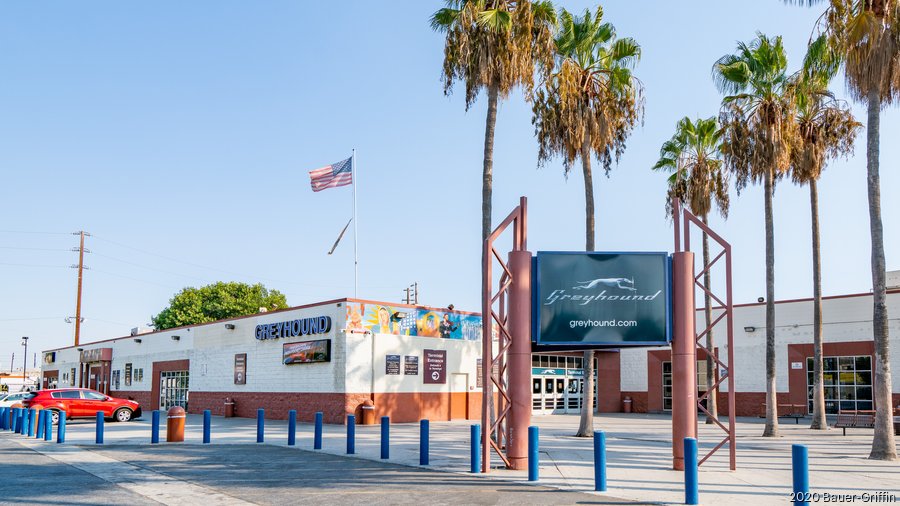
[159, 370, 189, 411]
[89, 366, 101, 391]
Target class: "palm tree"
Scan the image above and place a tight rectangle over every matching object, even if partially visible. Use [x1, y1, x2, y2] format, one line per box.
[532, 6, 643, 437]
[653, 116, 730, 425]
[787, 35, 861, 430]
[431, 0, 557, 243]
[714, 33, 798, 438]
[784, 0, 899, 462]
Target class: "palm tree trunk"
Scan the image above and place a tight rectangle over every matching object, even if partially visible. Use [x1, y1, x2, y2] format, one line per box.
[701, 215, 717, 424]
[482, 83, 499, 243]
[762, 166, 779, 437]
[864, 87, 897, 460]
[809, 179, 827, 430]
[576, 129, 596, 438]
[482, 82, 499, 445]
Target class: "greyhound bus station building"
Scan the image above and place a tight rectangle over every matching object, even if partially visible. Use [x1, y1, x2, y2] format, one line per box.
[40, 287, 900, 423]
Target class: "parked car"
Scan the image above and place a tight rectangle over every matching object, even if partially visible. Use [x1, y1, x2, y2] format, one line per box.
[0, 391, 36, 408]
[24, 388, 142, 424]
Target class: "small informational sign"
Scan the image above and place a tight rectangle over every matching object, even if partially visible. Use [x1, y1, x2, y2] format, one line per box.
[791, 362, 803, 370]
[124, 363, 132, 386]
[476, 359, 482, 388]
[404, 355, 419, 375]
[234, 353, 247, 384]
[423, 349, 447, 384]
[283, 339, 332, 364]
[385, 355, 401, 375]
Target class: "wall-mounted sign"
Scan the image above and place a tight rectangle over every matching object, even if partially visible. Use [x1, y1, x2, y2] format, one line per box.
[283, 339, 331, 364]
[257, 316, 332, 340]
[423, 349, 447, 384]
[404, 355, 419, 375]
[535, 252, 671, 346]
[791, 362, 803, 370]
[385, 355, 401, 375]
[80, 348, 113, 363]
[234, 353, 247, 384]
[124, 363, 132, 386]
[43, 352, 56, 364]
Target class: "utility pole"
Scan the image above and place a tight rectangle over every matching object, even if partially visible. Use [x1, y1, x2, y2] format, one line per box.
[21, 337, 28, 384]
[9, 353, 13, 373]
[403, 283, 419, 305]
[71, 231, 90, 346]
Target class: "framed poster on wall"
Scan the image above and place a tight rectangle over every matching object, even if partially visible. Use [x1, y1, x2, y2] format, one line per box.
[234, 353, 247, 384]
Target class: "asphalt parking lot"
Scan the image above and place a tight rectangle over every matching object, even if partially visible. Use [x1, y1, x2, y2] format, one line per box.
[0, 437, 637, 505]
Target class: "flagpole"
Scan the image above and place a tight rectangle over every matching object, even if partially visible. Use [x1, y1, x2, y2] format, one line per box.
[352, 149, 358, 298]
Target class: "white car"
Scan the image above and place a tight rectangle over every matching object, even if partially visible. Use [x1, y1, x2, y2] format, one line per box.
[0, 392, 35, 407]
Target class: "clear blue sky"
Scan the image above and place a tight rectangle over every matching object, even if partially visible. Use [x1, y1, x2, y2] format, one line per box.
[1, 1, 898, 364]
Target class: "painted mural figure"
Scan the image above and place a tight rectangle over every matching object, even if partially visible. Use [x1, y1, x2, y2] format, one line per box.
[439, 314, 459, 339]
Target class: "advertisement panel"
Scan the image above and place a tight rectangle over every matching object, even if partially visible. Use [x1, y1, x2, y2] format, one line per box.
[234, 353, 247, 384]
[535, 252, 671, 346]
[282, 339, 332, 364]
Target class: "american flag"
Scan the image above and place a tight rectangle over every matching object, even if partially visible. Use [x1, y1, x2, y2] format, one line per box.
[309, 157, 353, 192]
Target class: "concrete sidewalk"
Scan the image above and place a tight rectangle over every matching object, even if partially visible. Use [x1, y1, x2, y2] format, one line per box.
[4, 412, 898, 505]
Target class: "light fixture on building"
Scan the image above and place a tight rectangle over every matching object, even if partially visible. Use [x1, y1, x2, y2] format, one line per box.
[757, 297, 764, 303]
[225, 324, 235, 330]
[134, 338, 142, 344]
[391, 311, 408, 321]
[76, 347, 83, 352]
[743, 326, 756, 333]
[447, 304, 455, 311]
[171, 335, 180, 341]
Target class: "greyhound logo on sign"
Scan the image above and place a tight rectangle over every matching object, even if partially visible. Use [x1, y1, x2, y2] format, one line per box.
[573, 277, 636, 291]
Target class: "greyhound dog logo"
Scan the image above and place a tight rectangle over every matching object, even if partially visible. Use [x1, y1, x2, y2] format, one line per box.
[573, 277, 636, 291]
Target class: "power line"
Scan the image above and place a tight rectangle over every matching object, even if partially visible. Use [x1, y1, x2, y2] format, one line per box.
[91, 252, 212, 283]
[0, 246, 69, 252]
[0, 262, 68, 268]
[0, 230, 70, 235]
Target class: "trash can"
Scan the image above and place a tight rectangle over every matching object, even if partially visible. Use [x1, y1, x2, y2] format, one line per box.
[623, 396, 633, 413]
[166, 406, 186, 442]
[360, 400, 376, 425]
[224, 397, 235, 418]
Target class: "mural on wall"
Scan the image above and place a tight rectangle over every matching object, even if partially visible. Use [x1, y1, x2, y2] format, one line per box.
[345, 303, 482, 341]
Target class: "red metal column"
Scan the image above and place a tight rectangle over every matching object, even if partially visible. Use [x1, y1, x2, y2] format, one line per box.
[506, 249, 532, 470]
[672, 251, 697, 471]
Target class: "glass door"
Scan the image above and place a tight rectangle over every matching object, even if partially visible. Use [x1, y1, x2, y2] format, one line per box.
[159, 370, 189, 411]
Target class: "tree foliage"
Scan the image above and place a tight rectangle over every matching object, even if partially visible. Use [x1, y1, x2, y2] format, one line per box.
[532, 6, 644, 175]
[431, 0, 558, 108]
[652, 116, 730, 219]
[151, 282, 287, 330]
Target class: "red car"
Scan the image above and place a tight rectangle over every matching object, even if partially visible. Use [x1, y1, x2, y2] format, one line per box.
[25, 388, 142, 424]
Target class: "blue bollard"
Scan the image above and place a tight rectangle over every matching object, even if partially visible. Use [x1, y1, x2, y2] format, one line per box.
[36, 410, 45, 439]
[57, 412, 66, 443]
[18, 409, 25, 435]
[95, 411, 104, 444]
[380, 416, 390, 459]
[528, 426, 539, 482]
[792, 444, 809, 504]
[288, 410, 297, 446]
[471, 424, 481, 473]
[44, 411, 52, 441]
[151, 410, 160, 444]
[594, 430, 607, 492]
[314, 412, 323, 450]
[347, 414, 356, 454]
[0, 407, 6, 430]
[11, 408, 19, 433]
[203, 410, 211, 444]
[684, 437, 699, 505]
[27, 409, 36, 437]
[257, 409, 264, 443]
[420, 419, 429, 466]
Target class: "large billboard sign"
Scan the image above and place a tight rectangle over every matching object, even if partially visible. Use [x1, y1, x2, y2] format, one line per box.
[535, 252, 671, 347]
